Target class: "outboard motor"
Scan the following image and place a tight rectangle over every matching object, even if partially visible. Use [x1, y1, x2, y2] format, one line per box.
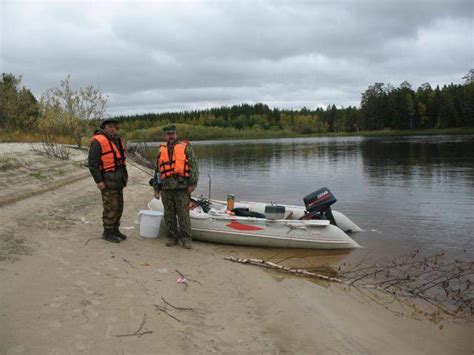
[302, 187, 337, 225]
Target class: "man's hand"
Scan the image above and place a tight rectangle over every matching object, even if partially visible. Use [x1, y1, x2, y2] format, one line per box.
[187, 186, 195, 195]
[97, 182, 105, 190]
[154, 190, 161, 199]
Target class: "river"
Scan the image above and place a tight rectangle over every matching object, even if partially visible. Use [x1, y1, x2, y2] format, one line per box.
[148, 135, 474, 265]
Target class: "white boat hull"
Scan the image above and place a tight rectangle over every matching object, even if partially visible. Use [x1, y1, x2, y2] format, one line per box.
[148, 198, 362, 250]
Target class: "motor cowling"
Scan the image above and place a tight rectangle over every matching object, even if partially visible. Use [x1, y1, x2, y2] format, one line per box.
[302, 187, 337, 225]
[303, 187, 337, 213]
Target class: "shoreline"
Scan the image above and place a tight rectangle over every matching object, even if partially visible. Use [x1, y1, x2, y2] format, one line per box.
[2, 127, 474, 145]
[123, 127, 474, 142]
[0, 144, 472, 354]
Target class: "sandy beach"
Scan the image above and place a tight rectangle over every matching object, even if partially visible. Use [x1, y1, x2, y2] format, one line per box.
[0, 144, 472, 354]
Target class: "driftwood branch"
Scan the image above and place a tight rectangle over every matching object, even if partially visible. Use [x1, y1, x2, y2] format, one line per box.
[224, 251, 474, 322]
[223, 256, 343, 283]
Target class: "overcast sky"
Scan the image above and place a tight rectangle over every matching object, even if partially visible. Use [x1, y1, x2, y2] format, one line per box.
[1, 0, 473, 116]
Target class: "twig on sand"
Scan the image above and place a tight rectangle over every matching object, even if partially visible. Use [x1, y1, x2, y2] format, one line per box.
[154, 305, 182, 322]
[175, 269, 186, 278]
[154, 297, 198, 322]
[122, 257, 137, 269]
[85, 237, 100, 246]
[161, 297, 196, 311]
[114, 313, 152, 338]
[175, 269, 203, 286]
[175, 269, 189, 291]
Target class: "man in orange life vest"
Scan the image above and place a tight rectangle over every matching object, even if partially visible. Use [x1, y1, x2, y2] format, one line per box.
[88, 118, 128, 243]
[153, 124, 199, 249]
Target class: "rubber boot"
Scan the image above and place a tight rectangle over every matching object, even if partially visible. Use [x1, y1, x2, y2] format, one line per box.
[102, 229, 121, 243]
[165, 239, 179, 247]
[114, 226, 127, 241]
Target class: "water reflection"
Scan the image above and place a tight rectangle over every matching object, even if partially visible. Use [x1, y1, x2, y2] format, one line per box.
[360, 136, 474, 187]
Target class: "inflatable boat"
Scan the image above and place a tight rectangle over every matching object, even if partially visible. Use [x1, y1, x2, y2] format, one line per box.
[148, 187, 363, 250]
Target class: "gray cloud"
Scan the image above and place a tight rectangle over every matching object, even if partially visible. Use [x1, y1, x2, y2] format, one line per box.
[1, 0, 472, 115]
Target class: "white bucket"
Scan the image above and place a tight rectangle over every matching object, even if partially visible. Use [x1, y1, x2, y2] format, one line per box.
[138, 210, 163, 238]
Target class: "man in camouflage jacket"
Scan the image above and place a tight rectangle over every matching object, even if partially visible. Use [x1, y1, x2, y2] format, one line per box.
[154, 124, 199, 249]
[88, 118, 128, 243]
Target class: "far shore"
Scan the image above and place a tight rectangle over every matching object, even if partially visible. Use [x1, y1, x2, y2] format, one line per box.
[2, 127, 474, 145]
[123, 126, 474, 143]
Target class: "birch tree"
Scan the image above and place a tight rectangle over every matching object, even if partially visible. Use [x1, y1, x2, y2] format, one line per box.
[38, 75, 107, 148]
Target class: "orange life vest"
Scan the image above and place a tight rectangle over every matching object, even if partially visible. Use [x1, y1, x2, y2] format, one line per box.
[92, 134, 126, 172]
[158, 142, 190, 179]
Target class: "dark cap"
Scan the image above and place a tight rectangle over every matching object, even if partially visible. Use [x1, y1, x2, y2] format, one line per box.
[162, 124, 177, 133]
[100, 118, 119, 129]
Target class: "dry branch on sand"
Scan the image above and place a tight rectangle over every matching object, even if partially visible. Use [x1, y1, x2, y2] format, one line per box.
[338, 250, 473, 321]
[224, 256, 343, 283]
[154, 297, 197, 323]
[225, 250, 473, 322]
[31, 142, 70, 160]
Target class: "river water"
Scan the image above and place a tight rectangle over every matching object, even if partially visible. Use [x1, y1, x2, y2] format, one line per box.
[149, 135, 474, 265]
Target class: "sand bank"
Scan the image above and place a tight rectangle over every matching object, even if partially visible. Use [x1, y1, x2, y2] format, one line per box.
[0, 144, 471, 354]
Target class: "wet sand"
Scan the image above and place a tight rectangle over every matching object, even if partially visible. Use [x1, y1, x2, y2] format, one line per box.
[0, 144, 472, 354]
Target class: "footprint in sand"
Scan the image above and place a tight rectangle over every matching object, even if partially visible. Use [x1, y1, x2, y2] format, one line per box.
[79, 299, 99, 321]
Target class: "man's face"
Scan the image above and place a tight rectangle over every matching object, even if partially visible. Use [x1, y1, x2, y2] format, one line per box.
[104, 123, 118, 135]
[164, 131, 177, 145]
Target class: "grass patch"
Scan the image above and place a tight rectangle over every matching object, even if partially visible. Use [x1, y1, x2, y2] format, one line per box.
[0, 230, 33, 262]
[0, 130, 75, 144]
[30, 171, 47, 180]
[3, 126, 473, 145]
[123, 124, 301, 142]
[122, 124, 474, 142]
[0, 155, 22, 170]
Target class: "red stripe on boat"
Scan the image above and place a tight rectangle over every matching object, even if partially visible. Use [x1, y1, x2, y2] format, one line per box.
[226, 221, 264, 231]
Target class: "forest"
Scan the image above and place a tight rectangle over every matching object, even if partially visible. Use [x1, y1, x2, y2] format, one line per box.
[1, 71, 473, 143]
[114, 72, 474, 137]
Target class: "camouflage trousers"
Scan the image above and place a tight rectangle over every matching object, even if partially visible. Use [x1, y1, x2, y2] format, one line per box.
[161, 189, 191, 243]
[101, 188, 124, 230]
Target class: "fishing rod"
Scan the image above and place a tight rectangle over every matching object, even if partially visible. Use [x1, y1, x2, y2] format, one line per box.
[126, 157, 154, 177]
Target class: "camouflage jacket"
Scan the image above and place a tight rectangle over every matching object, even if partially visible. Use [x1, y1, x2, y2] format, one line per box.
[88, 130, 128, 189]
[153, 141, 199, 191]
